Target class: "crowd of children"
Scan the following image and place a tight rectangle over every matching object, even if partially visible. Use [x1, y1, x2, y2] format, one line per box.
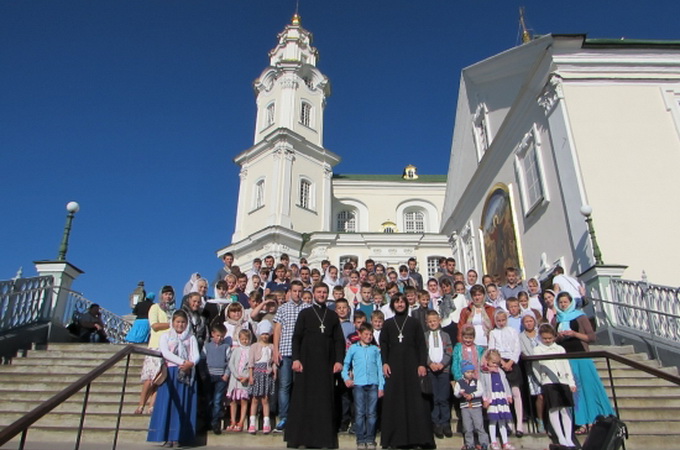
[136, 254, 611, 450]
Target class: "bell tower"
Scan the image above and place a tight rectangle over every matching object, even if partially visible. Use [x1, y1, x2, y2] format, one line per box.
[230, 15, 340, 245]
[253, 13, 330, 146]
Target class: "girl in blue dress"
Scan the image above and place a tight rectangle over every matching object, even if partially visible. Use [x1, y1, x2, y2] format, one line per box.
[556, 291, 613, 434]
[147, 310, 200, 448]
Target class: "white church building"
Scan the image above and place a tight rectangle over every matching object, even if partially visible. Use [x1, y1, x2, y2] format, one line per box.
[218, 15, 452, 275]
[441, 34, 680, 287]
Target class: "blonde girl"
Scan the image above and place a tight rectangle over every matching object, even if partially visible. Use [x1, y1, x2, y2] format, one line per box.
[247, 321, 277, 434]
[226, 329, 252, 432]
[480, 349, 514, 450]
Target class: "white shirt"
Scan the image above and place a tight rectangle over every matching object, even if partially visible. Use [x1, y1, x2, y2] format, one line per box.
[488, 326, 521, 363]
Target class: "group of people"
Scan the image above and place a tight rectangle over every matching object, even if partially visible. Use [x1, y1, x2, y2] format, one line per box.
[123, 253, 613, 450]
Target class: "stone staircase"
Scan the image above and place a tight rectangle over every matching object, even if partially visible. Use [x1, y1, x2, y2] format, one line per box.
[0, 343, 148, 447]
[592, 344, 680, 449]
[0, 343, 678, 449]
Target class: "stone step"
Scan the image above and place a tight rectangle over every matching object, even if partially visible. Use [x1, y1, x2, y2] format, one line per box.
[604, 385, 680, 397]
[590, 344, 636, 354]
[0, 380, 141, 393]
[8, 359, 145, 371]
[623, 419, 680, 434]
[45, 343, 145, 352]
[20, 350, 148, 361]
[617, 396, 680, 408]
[618, 406, 680, 421]
[0, 372, 141, 384]
[596, 365, 679, 378]
[0, 411, 150, 429]
[627, 434, 680, 450]
[595, 357, 661, 370]
[0, 399, 142, 414]
[2, 426, 148, 445]
[0, 364, 144, 375]
[0, 390, 143, 404]
[601, 376, 680, 387]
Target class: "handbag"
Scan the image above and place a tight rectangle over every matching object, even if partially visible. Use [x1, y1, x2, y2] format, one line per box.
[153, 363, 168, 386]
[419, 375, 432, 396]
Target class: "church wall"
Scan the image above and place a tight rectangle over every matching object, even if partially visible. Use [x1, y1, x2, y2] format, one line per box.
[332, 182, 446, 233]
[289, 153, 328, 232]
[564, 83, 680, 285]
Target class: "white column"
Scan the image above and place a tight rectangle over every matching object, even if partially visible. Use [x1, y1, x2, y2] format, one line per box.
[232, 165, 249, 242]
[34, 260, 84, 325]
[321, 163, 333, 231]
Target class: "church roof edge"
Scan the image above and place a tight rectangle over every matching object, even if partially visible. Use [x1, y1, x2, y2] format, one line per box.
[332, 174, 447, 183]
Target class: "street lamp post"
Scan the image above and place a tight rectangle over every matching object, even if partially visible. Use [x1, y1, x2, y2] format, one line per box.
[57, 201, 80, 261]
[580, 204, 603, 266]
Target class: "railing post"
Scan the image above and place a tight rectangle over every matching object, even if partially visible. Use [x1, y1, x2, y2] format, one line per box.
[605, 357, 620, 419]
[579, 264, 627, 343]
[112, 353, 132, 450]
[18, 429, 27, 450]
[34, 261, 84, 341]
[75, 382, 91, 450]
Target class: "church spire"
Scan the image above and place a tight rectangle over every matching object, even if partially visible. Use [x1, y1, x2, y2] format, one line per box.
[252, 15, 330, 147]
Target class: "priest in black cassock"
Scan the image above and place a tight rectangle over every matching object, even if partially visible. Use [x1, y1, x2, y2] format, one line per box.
[285, 282, 345, 449]
[380, 293, 436, 449]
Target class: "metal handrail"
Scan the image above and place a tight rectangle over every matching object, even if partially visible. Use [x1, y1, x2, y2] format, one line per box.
[590, 295, 680, 363]
[523, 350, 680, 450]
[0, 345, 161, 449]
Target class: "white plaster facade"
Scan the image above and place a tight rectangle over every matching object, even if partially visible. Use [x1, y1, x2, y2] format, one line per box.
[219, 15, 451, 276]
[441, 35, 680, 286]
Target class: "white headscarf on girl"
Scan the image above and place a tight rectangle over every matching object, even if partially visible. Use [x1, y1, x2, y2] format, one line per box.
[166, 320, 196, 385]
[183, 273, 201, 296]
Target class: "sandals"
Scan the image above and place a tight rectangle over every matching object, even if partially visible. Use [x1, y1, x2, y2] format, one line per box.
[225, 422, 236, 432]
[575, 425, 590, 435]
[134, 405, 144, 415]
[233, 423, 243, 432]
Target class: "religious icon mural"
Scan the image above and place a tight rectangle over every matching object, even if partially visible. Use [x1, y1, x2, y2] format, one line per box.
[481, 184, 521, 284]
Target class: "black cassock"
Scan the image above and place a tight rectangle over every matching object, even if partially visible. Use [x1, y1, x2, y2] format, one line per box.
[380, 313, 436, 449]
[285, 303, 345, 449]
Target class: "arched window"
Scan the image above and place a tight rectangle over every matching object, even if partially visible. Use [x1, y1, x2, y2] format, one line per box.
[253, 179, 265, 210]
[337, 210, 356, 233]
[299, 179, 312, 210]
[300, 102, 312, 127]
[403, 210, 425, 233]
[265, 103, 275, 127]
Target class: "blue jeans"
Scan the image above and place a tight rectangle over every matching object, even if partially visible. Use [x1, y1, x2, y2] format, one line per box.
[278, 356, 293, 421]
[429, 371, 452, 426]
[208, 374, 228, 427]
[353, 384, 378, 444]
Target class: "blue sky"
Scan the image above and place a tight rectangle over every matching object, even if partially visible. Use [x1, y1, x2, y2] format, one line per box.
[1, 0, 677, 316]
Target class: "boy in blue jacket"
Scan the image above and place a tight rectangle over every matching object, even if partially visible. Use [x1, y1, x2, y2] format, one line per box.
[342, 323, 385, 450]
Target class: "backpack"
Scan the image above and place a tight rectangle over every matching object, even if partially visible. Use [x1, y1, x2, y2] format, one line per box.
[582, 415, 628, 450]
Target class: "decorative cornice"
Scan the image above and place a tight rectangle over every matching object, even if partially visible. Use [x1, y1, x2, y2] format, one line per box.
[537, 73, 564, 115]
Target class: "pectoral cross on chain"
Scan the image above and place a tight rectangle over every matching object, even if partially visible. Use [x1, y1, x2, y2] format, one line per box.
[398, 333, 404, 343]
[319, 323, 326, 333]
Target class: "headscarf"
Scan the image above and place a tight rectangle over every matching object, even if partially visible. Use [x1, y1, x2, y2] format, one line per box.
[167, 317, 195, 385]
[555, 292, 585, 331]
[181, 297, 206, 347]
[225, 302, 247, 344]
[183, 273, 201, 296]
[521, 310, 537, 332]
[427, 278, 441, 300]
